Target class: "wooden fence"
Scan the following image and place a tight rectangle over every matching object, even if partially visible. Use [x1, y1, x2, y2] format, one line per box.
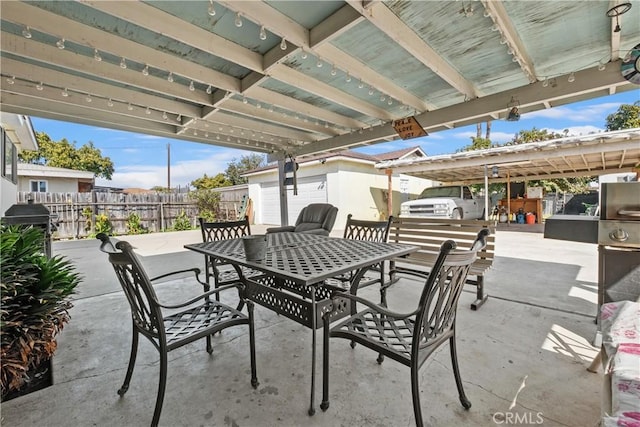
[16, 185, 248, 239]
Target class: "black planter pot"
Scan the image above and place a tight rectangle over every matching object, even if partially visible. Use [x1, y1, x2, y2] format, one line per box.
[2, 357, 54, 402]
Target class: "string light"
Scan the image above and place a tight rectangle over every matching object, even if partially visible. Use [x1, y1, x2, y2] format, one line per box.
[567, 72, 575, 83]
[36, 82, 44, 91]
[235, 12, 243, 28]
[598, 61, 607, 71]
[330, 66, 337, 76]
[176, 114, 182, 122]
[358, 79, 364, 89]
[189, 81, 195, 91]
[207, 0, 216, 16]
[259, 26, 267, 41]
[345, 73, 352, 83]
[120, 57, 127, 69]
[22, 26, 32, 39]
[145, 107, 151, 115]
[93, 49, 102, 61]
[206, 84, 212, 94]
[316, 59, 323, 68]
[300, 50, 308, 59]
[6, 76, 15, 85]
[127, 103, 133, 111]
[107, 98, 114, 107]
[167, 72, 174, 82]
[85, 94, 92, 103]
[61, 88, 69, 97]
[162, 111, 168, 120]
[142, 65, 149, 76]
[280, 38, 287, 50]
[243, 97, 248, 104]
[56, 38, 65, 49]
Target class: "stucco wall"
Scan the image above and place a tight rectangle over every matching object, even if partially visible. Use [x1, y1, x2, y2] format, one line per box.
[246, 158, 433, 228]
[1, 178, 17, 214]
[17, 177, 79, 193]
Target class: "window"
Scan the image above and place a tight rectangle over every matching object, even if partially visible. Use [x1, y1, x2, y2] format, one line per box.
[30, 180, 47, 192]
[1, 128, 18, 184]
[463, 187, 473, 200]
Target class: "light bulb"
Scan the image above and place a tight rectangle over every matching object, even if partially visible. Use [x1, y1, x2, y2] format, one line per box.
[542, 78, 549, 88]
[500, 37, 507, 45]
[380, 95, 386, 101]
[167, 72, 174, 82]
[6, 76, 15, 85]
[301, 50, 308, 59]
[388, 99, 393, 105]
[235, 12, 242, 27]
[22, 26, 32, 39]
[483, 10, 491, 18]
[94, 49, 102, 61]
[86, 94, 92, 103]
[120, 57, 127, 69]
[205, 132, 209, 138]
[358, 79, 364, 89]
[62, 88, 69, 97]
[368, 87, 374, 96]
[142, 65, 149, 76]
[507, 47, 514, 55]
[206, 84, 212, 94]
[316, 59, 323, 68]
[56, 38, 65, 49]
[623, 51, 632, 62]
[193, 129, 198, 136]
[36, 82, 44, 91]
[598, 61, 606, 71]
[256, 102, 261, 109]
[162, 111, 168, 120]
[268, 105, 274, 112]
[330, 66, 337, 76]
[345, 73, 351, 83]
[568, 72, 575, 83]
[189, 81, 195, 91]
[491, 24, 499, 32]
[107, 98, 114, 107]
[145, 107, 151, 115]
[259, 26, 267, 41]
[127, 103, 133, 111]
[280, 38, 287, 50]
[243, 97, 248, 104]
[207, 0, 216, 16]
[177, 114, 182, 122]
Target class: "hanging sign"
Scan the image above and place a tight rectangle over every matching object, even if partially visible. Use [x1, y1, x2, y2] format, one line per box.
[393, 116, 428, 140]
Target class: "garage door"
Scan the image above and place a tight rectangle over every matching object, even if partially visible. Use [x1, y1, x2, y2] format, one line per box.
[260, 175, 327, 225]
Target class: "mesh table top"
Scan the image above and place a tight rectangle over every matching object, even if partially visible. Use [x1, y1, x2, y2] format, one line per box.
[185, 232, 417, 286]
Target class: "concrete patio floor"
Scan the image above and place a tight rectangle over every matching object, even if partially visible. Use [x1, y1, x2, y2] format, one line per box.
[1, 226, 603, 426]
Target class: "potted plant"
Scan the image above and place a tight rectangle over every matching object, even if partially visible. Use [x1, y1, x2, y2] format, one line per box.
[0, 224, 81, 401]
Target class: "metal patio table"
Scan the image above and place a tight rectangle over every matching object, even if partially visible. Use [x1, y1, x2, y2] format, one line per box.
[185, 232, 417, 415]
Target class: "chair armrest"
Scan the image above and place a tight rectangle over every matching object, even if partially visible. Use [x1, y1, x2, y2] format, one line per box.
[266, 225, 296, 234]
[299, 228, 329, 236]
[156, 283, 243, 310]
[332, 291, 419, 319]
[150, 268, 205, 285]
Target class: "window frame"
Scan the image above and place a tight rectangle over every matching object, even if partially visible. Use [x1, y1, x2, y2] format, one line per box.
[1, 128, 18, 184]
[29, 179, 48, 192]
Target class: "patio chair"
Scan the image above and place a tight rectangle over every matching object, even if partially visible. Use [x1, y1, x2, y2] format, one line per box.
[325, 214, 394, 304]
[266, 203, 338, 236]
[323, 229, 490, 425]
[97, 233, 258, 427]
[198, 217, 259, 297]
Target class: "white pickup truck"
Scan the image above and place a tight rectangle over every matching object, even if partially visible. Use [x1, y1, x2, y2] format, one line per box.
[399, 185, 484, 220]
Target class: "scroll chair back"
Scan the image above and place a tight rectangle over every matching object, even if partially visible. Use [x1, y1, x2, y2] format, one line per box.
[329, 214, 393, 303]
[97, 233, 258, 427]
[327, 229, 489, 426]
[198, 217, 254, 294]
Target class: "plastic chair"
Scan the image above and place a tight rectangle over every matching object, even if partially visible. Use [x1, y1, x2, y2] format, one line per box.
[266, 203, 338, 236]
[322, 229, 490, 425]
[325, 214, 394, 304]
[97, 233, 258, 427]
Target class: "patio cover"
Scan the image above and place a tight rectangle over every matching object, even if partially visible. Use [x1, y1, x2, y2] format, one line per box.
[0, 1, 639, 159]
[375, 128, 640, 184]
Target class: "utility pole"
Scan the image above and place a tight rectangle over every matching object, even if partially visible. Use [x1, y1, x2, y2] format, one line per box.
[167, 143, 171, 191]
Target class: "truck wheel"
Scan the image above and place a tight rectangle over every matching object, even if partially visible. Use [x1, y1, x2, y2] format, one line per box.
[452, 209, 462, 220]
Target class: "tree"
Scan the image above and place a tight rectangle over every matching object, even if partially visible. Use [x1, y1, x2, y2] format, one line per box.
[605, 101, 640, 130]
[19, 132, 114, 179]
[190, 173, 230, 190]
[224, 154, 265, 185]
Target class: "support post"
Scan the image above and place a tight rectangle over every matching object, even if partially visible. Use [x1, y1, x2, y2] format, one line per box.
[278, 159, 289, 226]
[386, 169, 393, 219]
[484, 165, 489, 220]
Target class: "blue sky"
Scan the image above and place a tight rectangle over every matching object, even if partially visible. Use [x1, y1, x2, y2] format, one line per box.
[30, 90, 638, 189]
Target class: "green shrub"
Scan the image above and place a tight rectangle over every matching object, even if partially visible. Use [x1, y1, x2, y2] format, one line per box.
[172, 210, 192, 231]
[0, 225, 81, 397]
[125, 212, 148, 235]
[81, 207, 93, 234]
[94, 213, 112, 235]
[188, 189, 221, 221]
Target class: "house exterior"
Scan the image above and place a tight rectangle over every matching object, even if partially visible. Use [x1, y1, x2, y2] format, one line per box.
[244, 147, 434, 227]
[1, 113, 37, 214]
[17, 164, 95, 194]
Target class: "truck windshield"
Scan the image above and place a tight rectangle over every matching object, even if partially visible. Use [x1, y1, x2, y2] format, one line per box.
[418, 186, 462, 198]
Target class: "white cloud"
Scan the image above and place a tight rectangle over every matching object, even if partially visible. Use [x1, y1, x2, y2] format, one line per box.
[522, 102, 622, 123]
[96, 149, 249, 189]
[543, 125, 603, 135]
[451, 131, 514, 144]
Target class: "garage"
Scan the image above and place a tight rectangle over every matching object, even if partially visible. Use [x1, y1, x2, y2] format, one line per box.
[260, 175, 327, 225]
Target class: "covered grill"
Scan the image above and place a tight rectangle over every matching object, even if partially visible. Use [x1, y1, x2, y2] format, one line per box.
[3, 200, 55, 258]
[598, 182, 640, 305]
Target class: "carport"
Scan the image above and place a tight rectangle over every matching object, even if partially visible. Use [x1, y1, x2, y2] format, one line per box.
[1, 1, 639, 223]
[375, 128, 640, 220]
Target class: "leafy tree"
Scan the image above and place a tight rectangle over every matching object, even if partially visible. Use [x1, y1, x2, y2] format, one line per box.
[150, 186, 172, 193]
[188, 189, 221, 221]
[605, 101, 640, 130]
[224, 154, 265, 185]
[190, 173, 230, 190]
[18, 132, 114, 179]
[505, 127, 568, 145]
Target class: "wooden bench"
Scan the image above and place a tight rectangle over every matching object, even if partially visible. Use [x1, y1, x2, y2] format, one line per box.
[387, 217, 497, 310]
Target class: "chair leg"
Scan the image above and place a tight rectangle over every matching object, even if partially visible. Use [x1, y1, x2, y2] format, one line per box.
[449, 336, 471, 409]
[118, 328, 139, 396]
[151, 349, 168, 427]
[410, 365, 424, 427]
[320, 313, 330, 412]
[247, 301, 259, 389]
